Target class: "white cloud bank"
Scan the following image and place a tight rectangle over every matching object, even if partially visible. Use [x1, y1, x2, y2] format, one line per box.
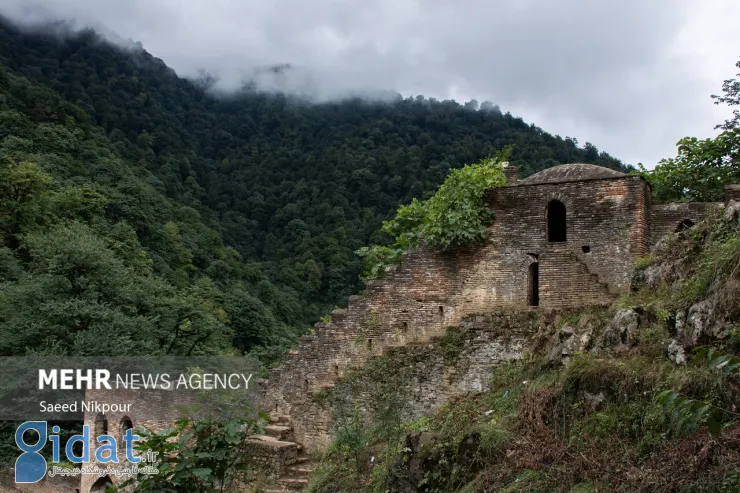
[2, 0, 739, 167]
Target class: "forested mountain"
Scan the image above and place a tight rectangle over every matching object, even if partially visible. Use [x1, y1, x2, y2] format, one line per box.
[0, 16, 629, 358]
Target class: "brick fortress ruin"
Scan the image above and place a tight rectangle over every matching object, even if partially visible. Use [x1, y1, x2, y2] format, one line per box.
[69, 164, 738, 492]
[262, 163, 738, 454]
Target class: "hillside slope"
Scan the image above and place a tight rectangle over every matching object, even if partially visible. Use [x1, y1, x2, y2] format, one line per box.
[305, 204, 740, 492]
[0, 17, 630, 338]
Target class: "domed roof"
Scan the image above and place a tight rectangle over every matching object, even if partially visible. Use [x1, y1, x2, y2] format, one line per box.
[518, 163, 627, 185]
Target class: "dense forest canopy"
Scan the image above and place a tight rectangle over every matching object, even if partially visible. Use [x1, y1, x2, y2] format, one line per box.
[0, 16, 630, 359]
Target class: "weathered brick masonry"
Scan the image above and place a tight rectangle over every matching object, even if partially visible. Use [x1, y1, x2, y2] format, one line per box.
[71, 164, 734, 483]
[263, 163, 724, 452]
[650, 202, 721, 246]
[486, 170, 651, 299]
[80, 389, 189, 493]
[725, 184, 740, 204]
[328, 311, 543, 429]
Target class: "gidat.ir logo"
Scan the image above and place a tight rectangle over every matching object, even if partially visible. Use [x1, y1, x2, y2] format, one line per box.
[15, 421, 47, 483]
[14, 420, 141, 483]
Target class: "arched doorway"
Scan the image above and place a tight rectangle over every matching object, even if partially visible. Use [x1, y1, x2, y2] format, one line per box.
[118, 416, 133, 455]
[528, 262, 539, 307]
[547, 200, 567, 242]
[119, 416, 133, 437]
[90, 475, 113, 492]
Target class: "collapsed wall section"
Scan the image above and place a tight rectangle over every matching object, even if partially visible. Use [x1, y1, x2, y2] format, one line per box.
[326, 311, 542, 434]
[650, 202, 722, 247]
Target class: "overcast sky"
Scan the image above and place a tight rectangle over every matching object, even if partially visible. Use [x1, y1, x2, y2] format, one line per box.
[2, 1, 739, 168]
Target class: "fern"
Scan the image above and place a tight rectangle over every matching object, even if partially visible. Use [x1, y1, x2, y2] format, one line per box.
[657, 346, 740, 436]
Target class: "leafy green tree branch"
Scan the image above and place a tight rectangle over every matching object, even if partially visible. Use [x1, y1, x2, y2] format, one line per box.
[356, 146, 512, 281]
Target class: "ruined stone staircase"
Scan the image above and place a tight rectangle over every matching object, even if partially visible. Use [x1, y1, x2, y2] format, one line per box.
[569, 250, 613, 295]
[247, 414, 314, 492]
[541, 245, 614, 305]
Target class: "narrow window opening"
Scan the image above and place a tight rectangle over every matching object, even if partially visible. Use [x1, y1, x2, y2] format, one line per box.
[581, 245, 591, 253]
[438, 306, 444, 316]
[303, 379, 309, 392]
[528, 262, 539, 307]
[547, 200, 567, 242]
[118, 417, 132, 454]
[402, 321, 408, 331]
[334, 364, 340, 376]
[367, 339, 373, 351]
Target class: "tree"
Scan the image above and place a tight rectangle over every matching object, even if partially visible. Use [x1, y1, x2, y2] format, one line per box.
[641, 58, 740, 203]
[0, 160, 53, 248]
[356, 147, 511, 280]
[712, 59, 740, 131]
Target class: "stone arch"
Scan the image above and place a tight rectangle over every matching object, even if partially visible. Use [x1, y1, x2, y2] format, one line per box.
[118, 416, 133, 455]
[90, 475, 114, 492]
[547, 199, 567, 242]
[119, 416, 133, 436]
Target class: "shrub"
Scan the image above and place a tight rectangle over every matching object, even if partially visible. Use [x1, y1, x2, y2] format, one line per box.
[356, 147, 511, 281]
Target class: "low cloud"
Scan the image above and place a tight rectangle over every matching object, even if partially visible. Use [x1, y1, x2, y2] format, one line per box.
[2, 0, 739, 167]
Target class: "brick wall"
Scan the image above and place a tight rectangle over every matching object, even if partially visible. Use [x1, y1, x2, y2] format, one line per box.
[80, 389, 189, 493]
[263, 175, 651, 451]
[486, 175, 651, 297]
[649, 202, 721, 246]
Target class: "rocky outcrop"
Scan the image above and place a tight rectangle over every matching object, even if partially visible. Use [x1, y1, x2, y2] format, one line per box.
[676, 301, 728, 346]
[599, 308, 639, 350]
[547, 324, 593, 363]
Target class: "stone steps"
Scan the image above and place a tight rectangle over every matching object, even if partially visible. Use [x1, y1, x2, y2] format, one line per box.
[277, 476, 310, 490]
[253, 421, 313, 493]
[287, 463, 315, 475]
[265, 424, 294, 442]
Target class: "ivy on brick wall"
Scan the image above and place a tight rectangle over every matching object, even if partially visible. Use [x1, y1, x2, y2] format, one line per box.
[356, 146, 511, 281]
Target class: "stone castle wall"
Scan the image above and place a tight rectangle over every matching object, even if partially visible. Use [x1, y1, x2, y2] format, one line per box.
[328, 311, 542, 432]
[264, 176, 651, 451]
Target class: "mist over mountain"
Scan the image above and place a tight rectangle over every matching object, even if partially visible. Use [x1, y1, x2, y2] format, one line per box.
[0, 15, 628, 361]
